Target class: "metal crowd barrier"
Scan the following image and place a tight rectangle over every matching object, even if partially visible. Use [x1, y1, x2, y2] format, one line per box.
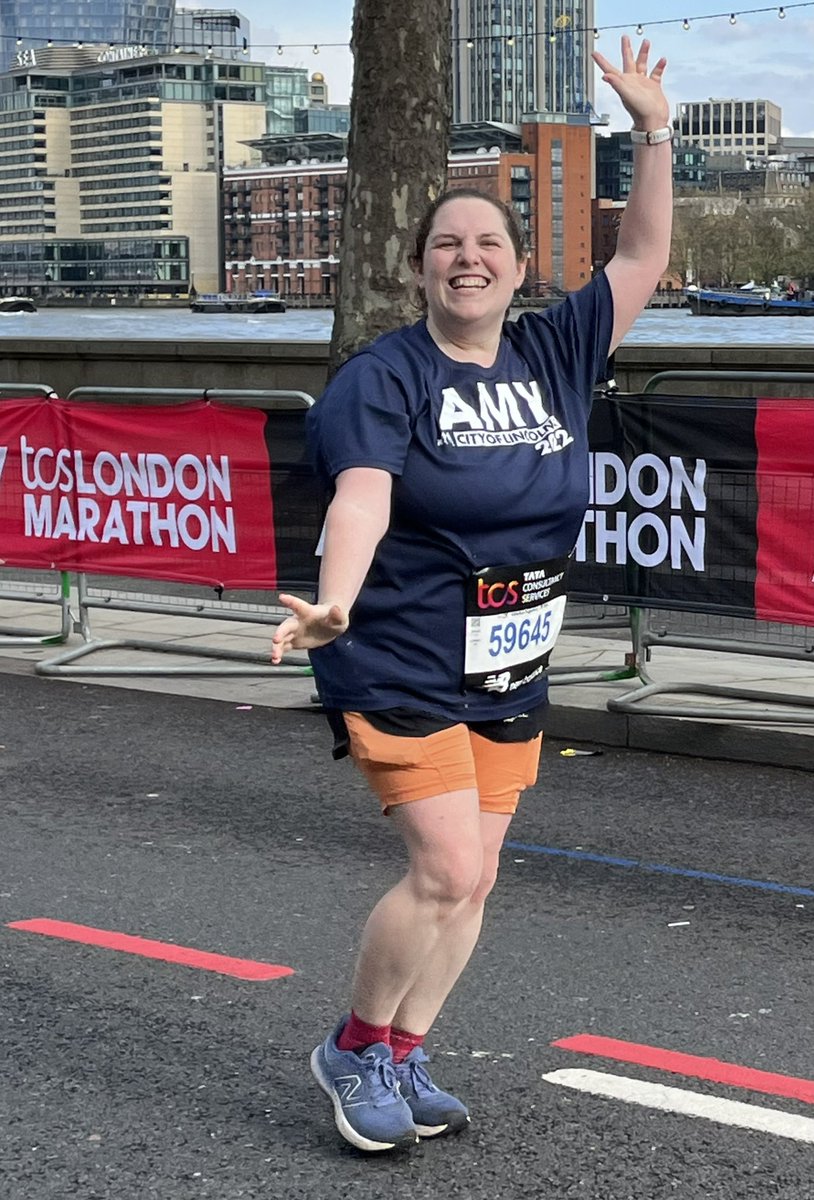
[0, 384, 74, 647]
[607, 370, 814, 723]
[34, 387, 320, 678]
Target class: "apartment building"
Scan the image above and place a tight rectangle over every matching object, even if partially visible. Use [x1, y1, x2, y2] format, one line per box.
[451, 0, 595, 123]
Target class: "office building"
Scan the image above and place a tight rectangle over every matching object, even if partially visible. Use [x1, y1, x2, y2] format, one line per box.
[675, 98, 782, 156]
[0, 0, 176, 72]
[172, 8, 250, 59]
[452, 0, 595, 123]
[0, 44, 266, 296]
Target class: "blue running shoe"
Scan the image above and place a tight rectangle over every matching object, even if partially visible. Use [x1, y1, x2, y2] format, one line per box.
[310, 1020, 418, 1152]
[393, 1047, 471, 1138]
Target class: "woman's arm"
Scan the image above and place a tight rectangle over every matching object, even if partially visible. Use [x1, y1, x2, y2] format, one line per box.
[594, 37, 673, 353]
[270, 466, 392, 663]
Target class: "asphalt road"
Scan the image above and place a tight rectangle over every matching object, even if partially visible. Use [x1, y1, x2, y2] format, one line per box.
[2, 674, 813, 1199]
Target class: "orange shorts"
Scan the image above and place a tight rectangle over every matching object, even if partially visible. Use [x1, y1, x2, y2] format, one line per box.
[342, 711, 543, 816]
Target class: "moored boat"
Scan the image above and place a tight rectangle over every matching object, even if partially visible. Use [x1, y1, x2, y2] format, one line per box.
[0, 296, 37, 313]
[684, 286, 814, 317]
[190, 292, 286, 314]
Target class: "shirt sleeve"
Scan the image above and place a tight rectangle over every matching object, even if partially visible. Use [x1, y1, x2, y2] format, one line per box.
[306, 351, 414, 486]
[513, 271, 615, 403]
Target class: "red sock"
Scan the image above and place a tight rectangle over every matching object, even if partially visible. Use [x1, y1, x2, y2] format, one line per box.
[390, 1026, 425, 1063]
[336, 1011, 391, 1054]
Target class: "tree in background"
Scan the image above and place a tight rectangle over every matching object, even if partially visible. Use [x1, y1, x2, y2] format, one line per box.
[671, 199, 802, 288]
[329, 0, 451, 372]
[739, 207, 793, 288]
[782, 187, 814, 287]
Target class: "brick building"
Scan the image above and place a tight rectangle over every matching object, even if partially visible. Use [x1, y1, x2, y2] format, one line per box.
[225, 115, 595, 299]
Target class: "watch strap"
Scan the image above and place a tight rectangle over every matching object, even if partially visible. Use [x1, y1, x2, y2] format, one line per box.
[630, 126, 673, 145]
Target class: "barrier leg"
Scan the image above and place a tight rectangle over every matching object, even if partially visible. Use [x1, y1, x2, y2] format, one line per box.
[608, 608, 814, 724]
[35, 573, 313, 678]
[0, 571, 73, 647]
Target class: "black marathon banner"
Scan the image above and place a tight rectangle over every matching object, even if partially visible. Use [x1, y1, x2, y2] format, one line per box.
[570, 393, 814, 627]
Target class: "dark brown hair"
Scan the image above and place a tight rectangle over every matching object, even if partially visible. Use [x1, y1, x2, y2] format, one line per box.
[411, 187, 528, 270]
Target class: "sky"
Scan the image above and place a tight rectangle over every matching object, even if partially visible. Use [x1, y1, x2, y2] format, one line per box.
[183, 1, 814, 137]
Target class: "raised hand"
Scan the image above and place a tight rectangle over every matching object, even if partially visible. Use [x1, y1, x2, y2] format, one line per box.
[270, 592, 349, 663]
[592, 36, 669, 130]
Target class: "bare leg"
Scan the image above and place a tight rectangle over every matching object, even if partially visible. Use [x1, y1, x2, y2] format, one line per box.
[391, 810, 512, 1034]
[348, 788, 486, 1026]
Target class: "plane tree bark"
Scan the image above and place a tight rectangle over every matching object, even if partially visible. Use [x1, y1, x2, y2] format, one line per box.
[328, 0, 451, 372]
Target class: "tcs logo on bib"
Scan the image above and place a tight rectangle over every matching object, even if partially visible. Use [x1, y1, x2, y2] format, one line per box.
[476, 578, 519, 610]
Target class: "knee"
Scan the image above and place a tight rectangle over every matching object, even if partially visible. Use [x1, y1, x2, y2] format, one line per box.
[411, 847, 483, 909]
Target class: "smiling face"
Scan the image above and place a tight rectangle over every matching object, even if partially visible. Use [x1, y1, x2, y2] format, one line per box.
[415, 195, 527, 342]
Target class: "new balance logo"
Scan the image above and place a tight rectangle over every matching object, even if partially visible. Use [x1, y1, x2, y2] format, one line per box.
[333, 1073, 363, 1106]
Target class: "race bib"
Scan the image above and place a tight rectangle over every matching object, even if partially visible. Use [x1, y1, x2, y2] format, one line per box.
[464, 557, 569, 693]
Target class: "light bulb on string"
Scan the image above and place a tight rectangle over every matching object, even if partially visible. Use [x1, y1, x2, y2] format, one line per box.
[506, 35, 515, 46]
[636, 24, 644, 35]
[778, 5, 786, 14]
[682, 18, 690, 30]
[312, 44, 319, 54]
[276, 44, 283, 54]
[466, 38, 474, 48]
[593, 28, 599, 40]
[548, 30, 556, 42]
[729, 13, 737, 23]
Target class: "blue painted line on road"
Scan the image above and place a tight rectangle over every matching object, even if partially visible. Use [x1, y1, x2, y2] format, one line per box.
[503, 841, 814, 897]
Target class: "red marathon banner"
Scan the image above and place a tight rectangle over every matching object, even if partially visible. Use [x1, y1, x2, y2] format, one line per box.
[2, 392, 812, 623]
[0, 398, 284, 589]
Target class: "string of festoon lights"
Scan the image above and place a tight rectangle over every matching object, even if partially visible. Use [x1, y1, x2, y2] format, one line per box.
[3, 3, 805, 56]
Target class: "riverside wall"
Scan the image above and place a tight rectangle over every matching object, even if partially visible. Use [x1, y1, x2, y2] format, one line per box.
[0, 338, 813, 399]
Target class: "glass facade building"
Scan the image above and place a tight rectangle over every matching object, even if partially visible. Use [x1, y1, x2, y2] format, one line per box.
[596, 132, 707, 201]
[452, 0, 595, 123]
[294, 105, 350, 135]
[172, 8, 249, 60]
[264, 66, 309, 136]
[0, 1, 176, 71]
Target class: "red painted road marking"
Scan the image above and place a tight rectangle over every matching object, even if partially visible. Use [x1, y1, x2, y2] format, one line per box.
[7, 919, 294, 981]
[552, 1034, 814, 1106]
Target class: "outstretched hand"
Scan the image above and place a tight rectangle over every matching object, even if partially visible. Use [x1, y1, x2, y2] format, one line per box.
[592, 36, 669, 130]
[270, 592, 349, 664]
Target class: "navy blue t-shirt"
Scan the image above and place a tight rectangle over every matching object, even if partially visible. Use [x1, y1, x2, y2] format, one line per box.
[307, 271, 614, 722]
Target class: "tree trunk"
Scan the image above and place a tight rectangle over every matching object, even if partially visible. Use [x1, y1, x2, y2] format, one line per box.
[328, 0, 451, 373]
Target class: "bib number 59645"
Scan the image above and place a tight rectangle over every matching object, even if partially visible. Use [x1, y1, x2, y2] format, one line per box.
[464, 557, 569, 693]
[488, 609, 552, 659]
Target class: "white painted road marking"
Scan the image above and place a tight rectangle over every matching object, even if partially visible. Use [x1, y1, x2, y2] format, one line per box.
[543, 1069, 814, 1145]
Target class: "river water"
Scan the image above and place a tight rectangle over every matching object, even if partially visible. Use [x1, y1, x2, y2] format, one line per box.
[1, 305, 813, 346]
